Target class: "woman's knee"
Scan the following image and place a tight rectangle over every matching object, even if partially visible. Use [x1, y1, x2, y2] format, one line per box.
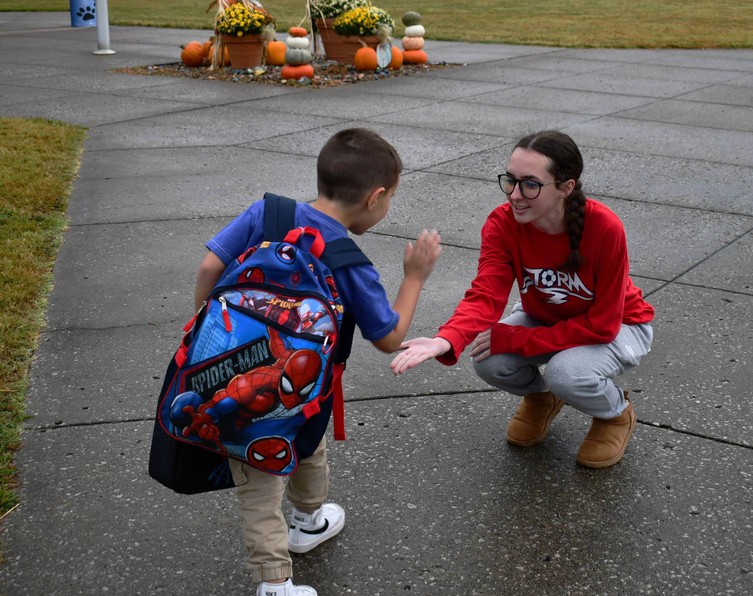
[544, 357, 596, 399]
[473, 354, 544, 394]
[473, 356, 504, 386]
[472, 354, 518, 384]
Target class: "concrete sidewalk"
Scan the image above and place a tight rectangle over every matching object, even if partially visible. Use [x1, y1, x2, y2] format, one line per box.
[1, 10, 752, 595]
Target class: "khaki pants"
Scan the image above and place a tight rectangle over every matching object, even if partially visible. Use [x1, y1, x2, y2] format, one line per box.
[229, 437, 329, 583]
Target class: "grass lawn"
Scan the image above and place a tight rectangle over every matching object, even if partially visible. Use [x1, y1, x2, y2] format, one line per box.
[0, 119, 87, 518]
[0, 0, 751, 48]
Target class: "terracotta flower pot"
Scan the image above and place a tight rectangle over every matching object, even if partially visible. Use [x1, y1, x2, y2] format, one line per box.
[220, 33, 264, 69]
[314, 18, 380, 64]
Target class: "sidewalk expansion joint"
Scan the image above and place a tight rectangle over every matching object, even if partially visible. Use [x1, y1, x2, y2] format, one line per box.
[26, 416, 153, 432]
[640, 421, 753, 450]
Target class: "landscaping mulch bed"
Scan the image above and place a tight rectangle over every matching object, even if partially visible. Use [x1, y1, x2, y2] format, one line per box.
[117, 58, 459, 88]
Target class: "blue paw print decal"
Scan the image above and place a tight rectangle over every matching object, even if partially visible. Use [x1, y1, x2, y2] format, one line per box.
[77, 6, 96, 21]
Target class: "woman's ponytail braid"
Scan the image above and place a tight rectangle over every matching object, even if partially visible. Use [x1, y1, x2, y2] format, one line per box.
[562, 180, 586, 272]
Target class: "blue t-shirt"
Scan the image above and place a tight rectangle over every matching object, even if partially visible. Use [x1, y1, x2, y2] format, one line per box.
[206, 199, 399, 341]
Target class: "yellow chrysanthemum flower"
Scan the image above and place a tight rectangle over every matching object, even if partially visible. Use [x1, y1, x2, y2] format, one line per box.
[216, 3, 274, 36]
[332, 5, 393, 36]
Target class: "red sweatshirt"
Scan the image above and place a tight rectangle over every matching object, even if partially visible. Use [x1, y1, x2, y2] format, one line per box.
[436, 199, 654, 365]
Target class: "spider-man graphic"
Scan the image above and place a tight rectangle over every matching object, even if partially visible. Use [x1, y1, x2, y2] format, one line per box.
[247, 436, 293, 472]
[237, 266, 265, 284]
[262, 297, 302, 330]
[230, 289, 307, 332]
[299, 303, 327, 333]
[172, 328, 322, 447]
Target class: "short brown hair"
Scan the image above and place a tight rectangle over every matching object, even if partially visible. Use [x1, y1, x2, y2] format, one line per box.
[317, 128, 403, 205]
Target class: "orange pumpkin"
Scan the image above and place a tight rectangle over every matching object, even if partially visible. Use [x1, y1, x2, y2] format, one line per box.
[208, 43, 231, 67]
[402, 49, 427, 64]
[201, 39, 212, 59]
[266, 39, 287, 66]
[354, 46, 378, 71]
[281, 64, 315, 80]
[180, 41, 205, 67]
[288, 26, 309, 37]
[388, 45, 403, 69]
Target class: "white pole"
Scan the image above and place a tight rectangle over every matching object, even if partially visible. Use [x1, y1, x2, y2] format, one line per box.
[93, 0, 116, 55]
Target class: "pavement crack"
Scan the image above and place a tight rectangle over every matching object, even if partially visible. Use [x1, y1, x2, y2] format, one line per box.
[346, 388, 498, 403]
[639, 420, 753, 450]
[26, 417, 154, 431]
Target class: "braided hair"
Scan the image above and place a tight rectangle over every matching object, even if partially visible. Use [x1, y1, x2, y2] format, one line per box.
[514, 130, 586, 272]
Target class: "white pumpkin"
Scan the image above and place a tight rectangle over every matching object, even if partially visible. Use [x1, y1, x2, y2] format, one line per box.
[286, 36, 311, 49]
[404, 24, 426, 37]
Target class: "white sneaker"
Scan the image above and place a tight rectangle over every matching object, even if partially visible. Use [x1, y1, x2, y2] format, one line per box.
[288, 503, 345, 554]
[256, 579, 317, 596]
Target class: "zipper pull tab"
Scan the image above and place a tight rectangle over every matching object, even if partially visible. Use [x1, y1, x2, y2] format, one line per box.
[219, 296, 232, 332]
[182, 301, 206, 332]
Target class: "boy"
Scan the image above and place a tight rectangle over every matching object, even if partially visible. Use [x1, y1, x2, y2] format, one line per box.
[193, 128, 441, 596]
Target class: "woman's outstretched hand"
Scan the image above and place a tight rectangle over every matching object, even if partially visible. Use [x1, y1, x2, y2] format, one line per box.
[390, 336, 451, 375]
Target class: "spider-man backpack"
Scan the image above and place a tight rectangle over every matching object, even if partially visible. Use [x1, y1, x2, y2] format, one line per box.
[148, 193, 371, 494]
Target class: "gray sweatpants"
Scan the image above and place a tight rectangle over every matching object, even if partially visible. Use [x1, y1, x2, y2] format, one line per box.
[472, 303, 653, 419]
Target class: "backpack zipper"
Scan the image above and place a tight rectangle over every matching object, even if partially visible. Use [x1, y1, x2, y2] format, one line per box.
[219, 296, 233, 332]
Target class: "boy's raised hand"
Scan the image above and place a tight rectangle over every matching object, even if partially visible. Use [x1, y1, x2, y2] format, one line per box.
[403, 229, 442, 282]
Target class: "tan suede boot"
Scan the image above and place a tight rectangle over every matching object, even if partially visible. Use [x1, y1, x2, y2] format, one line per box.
[506, 391, 565, 447]
[576, 397, 636, 469]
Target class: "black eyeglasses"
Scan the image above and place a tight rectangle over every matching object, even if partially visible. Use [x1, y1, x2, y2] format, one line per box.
[497, 173, 561, 200]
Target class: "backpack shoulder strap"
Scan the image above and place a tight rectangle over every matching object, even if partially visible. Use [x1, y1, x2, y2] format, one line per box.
[262, 192, 297, 241]
[262, 192, 372, 270]
[261, 193, 371, 365]
[320, 237, 372, 270]
[319, 239, 372, 365]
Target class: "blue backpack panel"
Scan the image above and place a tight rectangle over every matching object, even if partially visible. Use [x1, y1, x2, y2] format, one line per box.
[149, 194, 371, 491]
